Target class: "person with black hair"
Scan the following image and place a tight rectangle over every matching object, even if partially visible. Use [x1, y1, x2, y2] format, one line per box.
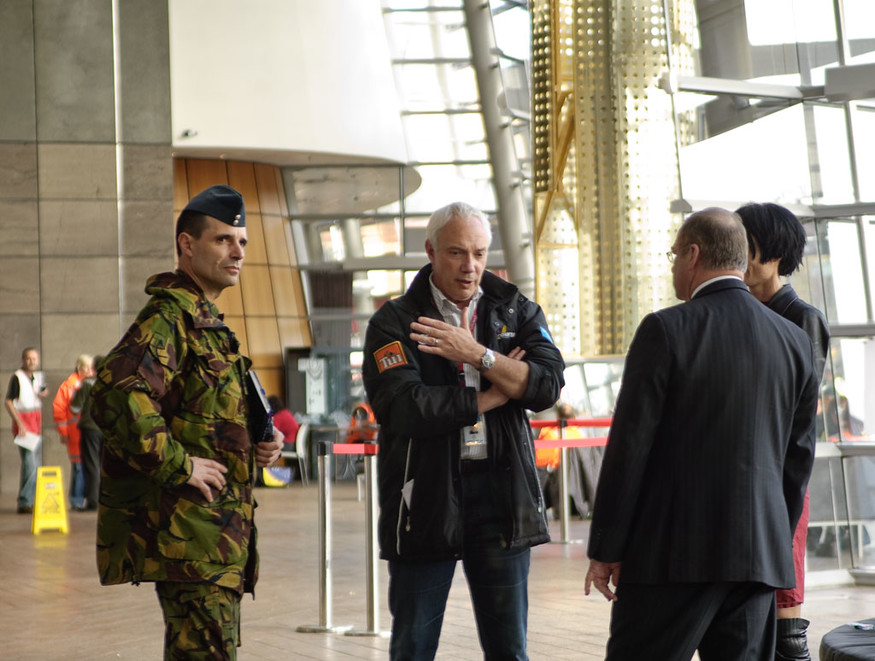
[737, 202, 830, 661]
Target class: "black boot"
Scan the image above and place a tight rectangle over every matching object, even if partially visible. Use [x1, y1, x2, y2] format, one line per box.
[775, 617, 811, 661]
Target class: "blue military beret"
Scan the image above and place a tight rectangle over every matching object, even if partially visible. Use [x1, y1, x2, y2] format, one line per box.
[183, 185, 245, 227]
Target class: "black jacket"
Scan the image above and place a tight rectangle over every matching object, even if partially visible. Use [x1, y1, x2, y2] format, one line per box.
[767, 284, 830, 380]
[363, 265, 565, 562]
[588, 279, 818, 587]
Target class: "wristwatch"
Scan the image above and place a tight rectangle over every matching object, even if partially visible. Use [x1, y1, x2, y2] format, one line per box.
[480, 348, 496, 371]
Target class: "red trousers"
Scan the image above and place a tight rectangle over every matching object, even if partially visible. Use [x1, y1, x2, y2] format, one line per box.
[776, 490, 809, 608]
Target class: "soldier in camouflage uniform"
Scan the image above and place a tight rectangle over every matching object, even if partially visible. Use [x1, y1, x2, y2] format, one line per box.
[92, 185, 283, 660]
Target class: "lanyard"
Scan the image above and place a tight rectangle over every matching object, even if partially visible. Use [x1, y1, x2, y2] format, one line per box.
[457, 306, 478, 384]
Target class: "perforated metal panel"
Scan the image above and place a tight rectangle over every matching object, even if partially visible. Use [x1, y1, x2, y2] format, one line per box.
[533, 0, 695, 357]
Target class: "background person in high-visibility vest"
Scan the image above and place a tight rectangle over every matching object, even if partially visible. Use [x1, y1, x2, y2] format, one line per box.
[53, 354, 93, 511]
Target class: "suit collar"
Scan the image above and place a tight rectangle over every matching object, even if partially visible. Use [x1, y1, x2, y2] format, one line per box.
[691, 276, 748, 299]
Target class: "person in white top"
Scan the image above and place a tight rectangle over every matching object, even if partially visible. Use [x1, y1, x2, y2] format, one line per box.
[5, 348, 48, 514]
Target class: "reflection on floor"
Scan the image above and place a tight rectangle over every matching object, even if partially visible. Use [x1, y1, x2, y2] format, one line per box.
[2, 481, 875, 660]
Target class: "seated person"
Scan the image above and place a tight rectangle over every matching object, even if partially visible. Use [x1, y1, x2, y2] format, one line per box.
[268, 395, 299, 451]
[346, 402, 378, 443]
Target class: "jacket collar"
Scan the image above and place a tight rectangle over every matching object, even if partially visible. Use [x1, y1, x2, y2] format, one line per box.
[404, 263, 517, 312]
[765, 284, 799, 316]
[145, 270, 225, 329]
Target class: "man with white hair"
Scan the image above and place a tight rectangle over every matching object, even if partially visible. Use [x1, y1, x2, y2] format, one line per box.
[363, 201, 565, 660]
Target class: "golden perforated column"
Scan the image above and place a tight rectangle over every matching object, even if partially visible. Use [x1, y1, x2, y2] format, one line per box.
[532, 0, 695, 357]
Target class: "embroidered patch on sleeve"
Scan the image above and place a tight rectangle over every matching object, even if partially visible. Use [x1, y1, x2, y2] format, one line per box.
[539, 326, 555, 344]
[374, 341, 408, 373]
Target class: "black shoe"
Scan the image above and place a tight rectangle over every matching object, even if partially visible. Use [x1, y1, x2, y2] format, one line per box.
[775, 617, 811, 661]
[16, 505, 33, 514]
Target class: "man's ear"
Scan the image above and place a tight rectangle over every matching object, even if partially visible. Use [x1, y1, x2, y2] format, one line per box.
[425, 239, 435, 263]
[687, 243, 701, 267]
[177, 232, 193, 257]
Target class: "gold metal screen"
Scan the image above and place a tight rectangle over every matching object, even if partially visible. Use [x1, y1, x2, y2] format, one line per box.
[533, 0, 695, 357]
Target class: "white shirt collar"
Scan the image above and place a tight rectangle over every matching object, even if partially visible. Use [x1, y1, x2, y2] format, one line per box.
[691, 275, 745, 299]
[428, 275, 483, 326]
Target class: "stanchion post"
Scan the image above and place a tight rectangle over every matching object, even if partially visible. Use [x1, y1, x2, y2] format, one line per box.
[297, 440, 352, 634]
[346, 449, 389, 637]
[557, 419, 571, 543]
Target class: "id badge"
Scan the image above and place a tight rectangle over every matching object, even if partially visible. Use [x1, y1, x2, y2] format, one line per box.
[462, 415, 486, 447]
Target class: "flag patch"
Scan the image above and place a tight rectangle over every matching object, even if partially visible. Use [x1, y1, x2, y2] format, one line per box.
[374, 341, 408, 373]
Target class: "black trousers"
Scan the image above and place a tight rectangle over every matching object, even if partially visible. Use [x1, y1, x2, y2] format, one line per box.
[79, 426, 104, 508]
[606, 581, 776, 661]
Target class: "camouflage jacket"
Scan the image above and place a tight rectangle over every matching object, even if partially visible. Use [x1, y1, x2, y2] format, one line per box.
[93, 270, 258, 594]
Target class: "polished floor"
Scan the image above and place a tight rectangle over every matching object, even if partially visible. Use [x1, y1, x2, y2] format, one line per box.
[2, 478, 875, 660]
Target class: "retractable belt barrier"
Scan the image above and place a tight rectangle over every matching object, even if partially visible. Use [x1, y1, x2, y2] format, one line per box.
[297, 440, 387, 637]
[296, 441, 353, 634]
[530, 417, 611, 543]
[298, 418, 611, 634]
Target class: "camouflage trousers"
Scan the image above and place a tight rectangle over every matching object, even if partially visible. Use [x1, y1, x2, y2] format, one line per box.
[155, 581, 242, 660]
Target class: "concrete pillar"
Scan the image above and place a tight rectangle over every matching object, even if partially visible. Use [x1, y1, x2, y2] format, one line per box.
[0, 0, 173, 494]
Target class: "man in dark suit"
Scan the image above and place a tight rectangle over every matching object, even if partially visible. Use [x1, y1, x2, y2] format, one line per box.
[585, 208, 819, 661]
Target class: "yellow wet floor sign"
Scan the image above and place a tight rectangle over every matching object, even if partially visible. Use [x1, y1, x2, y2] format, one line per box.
[32, 466, 69, 535]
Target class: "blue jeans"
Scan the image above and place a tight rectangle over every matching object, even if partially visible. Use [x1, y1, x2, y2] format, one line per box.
[18, 442, 41, 508]
[388, 471, 530, 661]
[69, 462, 84, 508]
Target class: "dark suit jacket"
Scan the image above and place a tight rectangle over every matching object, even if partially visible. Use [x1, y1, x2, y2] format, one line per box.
[588, 278, 818, 589]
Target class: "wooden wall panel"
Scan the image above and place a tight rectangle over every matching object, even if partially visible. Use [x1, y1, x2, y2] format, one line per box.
[256, 367, 284, 402]
[278, 317, 311, 349]
[273, 168, 289, 217]
[245, 317, 282, 368]
[227, 161, 261, 214]
[217, 279, 244, 316]
[242, 212, 268, 264]
[224, 314, 248, 353]
[289, 268, 307, 315]
[262, 213, 291, 265]
[185, 159, 228, 195]
[254, 163, 282, 215]
[269, 266, 299, 316]
[240, 265, 276, 315]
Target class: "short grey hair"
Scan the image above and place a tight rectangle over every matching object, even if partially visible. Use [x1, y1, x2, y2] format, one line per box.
[679, 207, 748, 272]
[425, 202, 493, 248]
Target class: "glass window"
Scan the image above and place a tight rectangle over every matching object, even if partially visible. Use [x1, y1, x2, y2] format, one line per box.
[679, 105, 812, 203]
[818, 219, 868, 324]
[853, 104, 875, 201]
[844, 0, 875, 50]
[401, 163, 496, 214]
[791, 220, 829, 320]
[810, 104, 856, 204]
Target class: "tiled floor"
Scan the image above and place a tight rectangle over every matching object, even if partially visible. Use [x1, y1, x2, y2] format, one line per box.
[2, 480, 874, 660]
